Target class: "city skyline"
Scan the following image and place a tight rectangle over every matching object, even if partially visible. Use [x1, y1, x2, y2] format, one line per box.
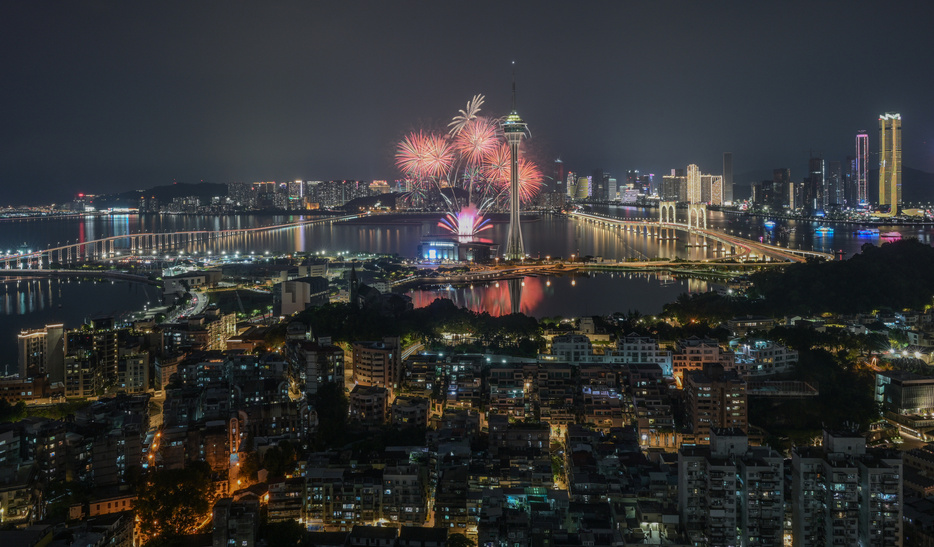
[2, 2, 933, 205]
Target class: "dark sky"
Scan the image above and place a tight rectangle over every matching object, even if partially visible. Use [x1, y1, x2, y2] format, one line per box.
[2, 1, 933, 205]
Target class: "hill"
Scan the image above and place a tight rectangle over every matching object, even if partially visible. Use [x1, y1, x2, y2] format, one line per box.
[97, 182, 228, 208]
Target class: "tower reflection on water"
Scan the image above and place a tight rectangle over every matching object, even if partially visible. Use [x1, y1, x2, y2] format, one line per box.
[406, 272, 706, 319]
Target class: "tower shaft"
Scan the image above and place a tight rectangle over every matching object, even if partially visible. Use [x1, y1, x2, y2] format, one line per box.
[505, 138, 524, 260]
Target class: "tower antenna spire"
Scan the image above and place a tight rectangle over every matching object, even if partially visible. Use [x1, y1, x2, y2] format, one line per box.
[511, 61, 516, 110]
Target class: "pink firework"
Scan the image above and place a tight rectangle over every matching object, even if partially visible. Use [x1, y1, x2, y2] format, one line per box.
[515, 158, 544, 202]
[481, 143, 511, 185]
[482, 144, 543, 203]
[395, 131, 429, 178]
[423, 133, 455, 179]
[454, 117, 500, 166]
[438, 204, 493, 237]
[395, 131, 454, 180]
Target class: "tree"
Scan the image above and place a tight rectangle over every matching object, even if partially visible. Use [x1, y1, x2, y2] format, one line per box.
[0, 400, 26, 423]
[136, 462, 214, 543]
[314, 381, 349, 446]
[263, 440, 298, 478]
[447, 533, 476, 547]
[239, 452, 261, 482]
[263, 519, 312, 546]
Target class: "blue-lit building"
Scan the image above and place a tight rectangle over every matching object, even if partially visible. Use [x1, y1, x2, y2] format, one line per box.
[417, 236, 499, 262]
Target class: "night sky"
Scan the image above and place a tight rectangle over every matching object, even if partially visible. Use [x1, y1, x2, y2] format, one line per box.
[2, 1, 933, 205]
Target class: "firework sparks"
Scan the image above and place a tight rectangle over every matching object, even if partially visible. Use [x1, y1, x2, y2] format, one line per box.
[395, 131, 454, 180]
[448, 94, 485, 136]
[396, 96, 543, 236]
[454, 117, 500, 166]
[438, 204, 493, 237]
[483, 144, 543, 203]
[482, 143, 511, 185]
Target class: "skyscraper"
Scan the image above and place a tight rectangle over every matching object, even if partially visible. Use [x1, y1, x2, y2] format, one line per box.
[686, 164, 701, 203]
[827, 161, 843, 208]
[856, 131, 869, 206]
[553, 158, 565, 194]
[722, 153, 733, 204]
[591, 169, 606, 201]
[807, 156, 825, 214]
[879, 113, 902, 213]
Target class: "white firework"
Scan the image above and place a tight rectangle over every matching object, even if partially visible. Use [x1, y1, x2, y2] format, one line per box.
[447, 94, 485, 136]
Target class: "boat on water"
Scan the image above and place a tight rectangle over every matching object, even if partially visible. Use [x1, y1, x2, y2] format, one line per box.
[815, 226, 834, 236]
[880, 231, 902, 239]
[763, 220, 776, 229]
[854, 228, 879, 236]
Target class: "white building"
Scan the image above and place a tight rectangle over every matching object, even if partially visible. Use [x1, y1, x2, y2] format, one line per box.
[551, 334, 593, 362]
[731, 339, 798, 377]
[615, 333, 673, 376]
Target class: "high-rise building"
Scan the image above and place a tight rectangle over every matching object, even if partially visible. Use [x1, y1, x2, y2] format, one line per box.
[352, 337, 401, 393]
[792, 430, 902, 547]
[575, 176, 591, 200]
[17, 324, 65, 381]
[591, 169, 605, 201]
[212, 498, 260, 547]
[687, 164, 702, 203]
[845, 155, 857, 206]
[679, 429, 784, 546]
[827, 161, 843, 208]
[553, 158, 566, 194]
[683, 363, 747, 442]
[687, 164, 722, 204]
[879, 113, 902, 213]
[565, 171, 577, 198]
[856, 131, 869, 205]
[661, 169, 687, 202]
[700, 174, 723, 205]
[722, 153, 733, 203]
[806, 156, 825, 214]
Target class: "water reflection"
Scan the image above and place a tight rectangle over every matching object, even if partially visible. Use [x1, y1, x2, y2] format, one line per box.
[406, 272, 708, 318]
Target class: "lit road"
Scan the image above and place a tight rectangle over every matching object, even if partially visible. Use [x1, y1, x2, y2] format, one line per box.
[166, 290, 207, 322]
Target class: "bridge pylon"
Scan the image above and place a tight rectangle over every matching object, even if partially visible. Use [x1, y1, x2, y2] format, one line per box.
[687, 203, 707, 230]
[659, 201, 676, 224]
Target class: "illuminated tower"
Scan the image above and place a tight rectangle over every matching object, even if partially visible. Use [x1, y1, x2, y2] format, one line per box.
[878, 113, 901, 213]
[686, 164, 701, 203]
[856, 131, 869, 205]
[502, 79, 528, 260]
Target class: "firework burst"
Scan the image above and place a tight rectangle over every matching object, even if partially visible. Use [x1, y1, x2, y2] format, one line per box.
[454, 117, 501, 166]
[482, 144, 543, 203]
[448, 94, 485, 136]
[396, 96, 543, 237]
[438, 204, 492, 237]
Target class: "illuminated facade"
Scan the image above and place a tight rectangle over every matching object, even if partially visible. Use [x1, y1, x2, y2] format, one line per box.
[686, 164, 722, 205]
[856, 131, 869, 205]
[700, 174, 723, 205]
[574, 176, 591, 200]
[879, 112, 902, 212]
[686, 164, 701, 203]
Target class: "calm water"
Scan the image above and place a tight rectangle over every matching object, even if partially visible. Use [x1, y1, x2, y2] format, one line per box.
[0, 209, 930, 358]
[593, 204, 934, 259]
[406, 272, 708, 318]
[2, 210, 926, 260]
[0, 278, 161, 370]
